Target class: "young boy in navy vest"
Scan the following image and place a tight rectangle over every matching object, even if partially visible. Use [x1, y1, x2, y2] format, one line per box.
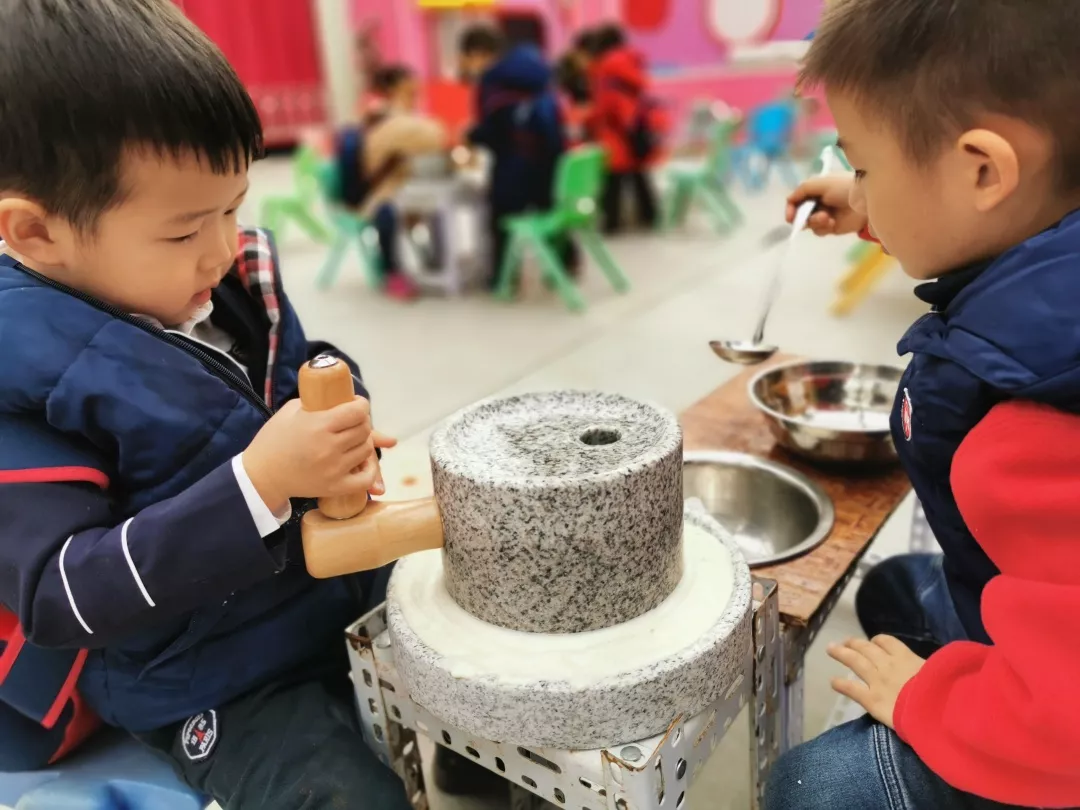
[0, 2, 412, 808]
[766, 2, 1080, 808]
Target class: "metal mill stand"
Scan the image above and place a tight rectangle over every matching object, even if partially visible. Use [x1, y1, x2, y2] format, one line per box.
[346, 578, 782, 810]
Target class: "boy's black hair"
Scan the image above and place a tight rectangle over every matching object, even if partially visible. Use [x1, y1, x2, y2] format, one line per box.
[0, 0, 264, 230]
[571, 27, 598, 55]
[372, 64, 415, 95]
[801, 0, 1080, 191]
[587, 23, 626, 56]
[459, 24, 504, 56]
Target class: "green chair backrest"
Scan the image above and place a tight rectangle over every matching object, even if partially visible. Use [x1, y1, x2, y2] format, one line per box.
[295, 144, 342, 205]
[292, 145, 329, 205]
[705, 116, 741, 181]
[553, 146, 607, 223]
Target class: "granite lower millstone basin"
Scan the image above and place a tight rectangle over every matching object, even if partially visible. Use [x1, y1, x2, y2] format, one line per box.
[386, 507, 752, 750]
[430, 391, 684, 634]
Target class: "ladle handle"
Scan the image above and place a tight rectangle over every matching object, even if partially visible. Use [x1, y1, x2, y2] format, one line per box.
[298, 355, 369, 521]
[751, 146, 841, 345]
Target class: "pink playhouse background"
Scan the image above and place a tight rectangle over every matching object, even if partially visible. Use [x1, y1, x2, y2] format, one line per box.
[351, 0, 827, 133]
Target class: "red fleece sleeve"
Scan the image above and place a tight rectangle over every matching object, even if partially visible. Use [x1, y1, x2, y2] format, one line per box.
[893, 401, 1080, 808]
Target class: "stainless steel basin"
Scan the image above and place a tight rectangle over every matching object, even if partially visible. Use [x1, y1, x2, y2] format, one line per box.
[683, 451, 834, 567]
[749, 360, 903, 465]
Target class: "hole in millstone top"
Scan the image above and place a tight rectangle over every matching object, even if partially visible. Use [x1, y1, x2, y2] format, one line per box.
[442, 731, 452, 746]
[580, 427, 621, 446]
[522, 776, 538, 789]
[554, 789, 566, 804]
[495, 757, 506, 772]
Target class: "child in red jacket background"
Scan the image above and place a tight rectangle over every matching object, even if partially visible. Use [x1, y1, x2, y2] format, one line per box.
[581, 24, 664, 234]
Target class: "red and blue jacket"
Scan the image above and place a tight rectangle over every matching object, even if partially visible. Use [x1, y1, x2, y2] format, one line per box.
[0, 228, 372, 768]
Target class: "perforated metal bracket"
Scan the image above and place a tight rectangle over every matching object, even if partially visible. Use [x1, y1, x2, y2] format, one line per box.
[347, 609, 428, 810]
[347, 578, 781, 810]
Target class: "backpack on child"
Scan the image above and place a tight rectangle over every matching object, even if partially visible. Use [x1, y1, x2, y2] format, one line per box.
[604, 76, 669, 162]
[333, 125, 405, 211]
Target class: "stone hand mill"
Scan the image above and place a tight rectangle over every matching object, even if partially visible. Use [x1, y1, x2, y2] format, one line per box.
[299, 356, 752, 749]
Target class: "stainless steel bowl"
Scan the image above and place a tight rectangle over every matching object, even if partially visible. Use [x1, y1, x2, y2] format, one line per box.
[749, 360, 904, 465]
[684, 451, 834, 567]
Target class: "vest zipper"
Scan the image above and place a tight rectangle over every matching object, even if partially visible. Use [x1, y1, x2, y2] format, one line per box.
[12, 264, 273, 419]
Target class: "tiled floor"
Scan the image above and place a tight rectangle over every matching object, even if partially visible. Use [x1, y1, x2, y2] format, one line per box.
[236, 158, 925, 810]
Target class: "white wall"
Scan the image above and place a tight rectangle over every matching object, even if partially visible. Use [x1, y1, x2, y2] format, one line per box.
[314, 0, 361, 125]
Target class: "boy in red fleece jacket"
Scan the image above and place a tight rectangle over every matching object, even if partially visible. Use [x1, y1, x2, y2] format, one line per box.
[765, 1, 1080, 808]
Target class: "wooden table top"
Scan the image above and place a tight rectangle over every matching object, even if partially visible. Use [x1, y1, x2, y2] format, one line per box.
[680, 356, 911, 626]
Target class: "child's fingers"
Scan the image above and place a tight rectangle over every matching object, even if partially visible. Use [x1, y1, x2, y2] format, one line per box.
[807, 213, 836, 234]
[830, 676, 871, 705]
[372, 430, 398, 449]
[872, 635, 914, 657]
[827, 642, 876, 682]
[324, 398, 372, 431]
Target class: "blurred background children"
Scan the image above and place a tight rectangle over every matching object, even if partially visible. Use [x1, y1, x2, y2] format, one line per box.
[582, 23, 665, 234]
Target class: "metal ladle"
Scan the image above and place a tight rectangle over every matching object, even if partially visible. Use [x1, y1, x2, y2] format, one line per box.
[711, 146, 840, 365]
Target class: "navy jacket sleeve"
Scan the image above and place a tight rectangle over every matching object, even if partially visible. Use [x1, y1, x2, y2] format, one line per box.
[0, 418, 287, 649]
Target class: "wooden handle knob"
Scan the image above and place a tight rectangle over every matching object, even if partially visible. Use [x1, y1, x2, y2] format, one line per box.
[301, 498, 444, 578]
[298, 355, 369, 521]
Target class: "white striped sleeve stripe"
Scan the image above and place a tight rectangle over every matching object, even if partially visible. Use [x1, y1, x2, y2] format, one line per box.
[58, 534, 93, 635]
[121, 519, 156, 608]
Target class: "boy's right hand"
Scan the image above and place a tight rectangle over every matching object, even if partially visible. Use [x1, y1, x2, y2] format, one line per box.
[242, 397, 380, 513]
[786, 174, 866, 236]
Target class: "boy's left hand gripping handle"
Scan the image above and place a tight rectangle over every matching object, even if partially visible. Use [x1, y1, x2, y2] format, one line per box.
[297, 355, 446, 579]
[298, 355, 369, 521]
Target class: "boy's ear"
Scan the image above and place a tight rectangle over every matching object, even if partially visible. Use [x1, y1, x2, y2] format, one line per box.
[0, 197, 71, 267]
[957, 129, 1020, 213]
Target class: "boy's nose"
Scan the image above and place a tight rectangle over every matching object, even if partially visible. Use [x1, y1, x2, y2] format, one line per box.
[202, 227, 237, 277]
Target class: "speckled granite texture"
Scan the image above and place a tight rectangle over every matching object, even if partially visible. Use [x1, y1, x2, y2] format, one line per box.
[386, 508, 753, 750]
[429, 391, 684, 634]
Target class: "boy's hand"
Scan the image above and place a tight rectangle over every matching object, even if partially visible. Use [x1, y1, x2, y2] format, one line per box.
[369, 430, 398, 496]
[786, 174, 866, 236]
[243, 397, 395, 512]
[828, 635, 925, 729]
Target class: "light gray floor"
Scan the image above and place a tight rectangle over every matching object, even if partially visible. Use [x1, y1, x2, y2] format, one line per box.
[231, 159, 926, 810]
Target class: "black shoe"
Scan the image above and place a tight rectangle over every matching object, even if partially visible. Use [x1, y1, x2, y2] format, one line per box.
[433, 745, 509, 797]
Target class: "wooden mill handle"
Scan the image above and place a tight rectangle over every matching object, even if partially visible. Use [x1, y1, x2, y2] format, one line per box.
[302, 497, 444, 578]
[298, 355, 369, 520]
[298, 355, 444, 578]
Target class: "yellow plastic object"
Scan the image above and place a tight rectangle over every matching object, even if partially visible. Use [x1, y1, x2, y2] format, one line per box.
[831, 243, 894, 317]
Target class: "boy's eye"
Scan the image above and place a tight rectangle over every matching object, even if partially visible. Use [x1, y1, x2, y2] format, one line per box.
[168, 232, 198, 243]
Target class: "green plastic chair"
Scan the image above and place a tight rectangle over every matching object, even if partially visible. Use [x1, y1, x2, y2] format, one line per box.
[496, 146, 629, 312]
[663, 117, 743, 234]
[259, 146, 332, 244]
[301, 146, 384, 291]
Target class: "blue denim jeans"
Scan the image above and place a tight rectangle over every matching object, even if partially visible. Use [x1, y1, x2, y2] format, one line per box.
[765, 554, 1034, 810]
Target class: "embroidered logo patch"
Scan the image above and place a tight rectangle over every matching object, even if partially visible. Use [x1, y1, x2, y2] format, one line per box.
[181, 710, 218, 761]
[901, 388, 913, 442]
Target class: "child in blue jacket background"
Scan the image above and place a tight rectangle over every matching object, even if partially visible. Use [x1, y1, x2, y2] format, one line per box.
[0, 2, 407, 807]
[458, 25, 578, 289]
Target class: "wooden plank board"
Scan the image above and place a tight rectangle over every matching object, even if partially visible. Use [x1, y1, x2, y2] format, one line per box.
[680, 356, 911, 626]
